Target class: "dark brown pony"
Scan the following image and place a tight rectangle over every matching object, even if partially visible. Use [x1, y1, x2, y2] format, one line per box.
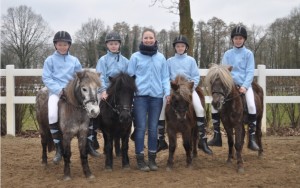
[165, 75, 204, 170]
[205, 64, 264, 173]
[36, 70, 101, 180]
[97, 72, 136, 170]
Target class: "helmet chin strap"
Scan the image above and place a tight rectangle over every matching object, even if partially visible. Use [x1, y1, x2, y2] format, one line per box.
[232, 41, 245, 49]
[175, 47, 188, 55]
[54, 43, 71, 55]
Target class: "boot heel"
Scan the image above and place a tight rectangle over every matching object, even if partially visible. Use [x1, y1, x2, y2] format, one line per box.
[148, 152, 158, 171]
[136, 154, 150, 172]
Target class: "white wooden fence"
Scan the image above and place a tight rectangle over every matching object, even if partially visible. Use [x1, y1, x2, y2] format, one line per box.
[1, 64, 300, 136]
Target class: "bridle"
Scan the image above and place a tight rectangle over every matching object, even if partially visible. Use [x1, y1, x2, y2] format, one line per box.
[170, 92, 190, 117]
[212, 89, 243, 105]
[101, 94, 132, 115]
[60, 89, 98, 110]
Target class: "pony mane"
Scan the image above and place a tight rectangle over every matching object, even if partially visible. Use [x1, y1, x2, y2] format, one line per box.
[204, 64, 235, 95]
[172, 75, 193, 103]
[106, 72, 137, 97]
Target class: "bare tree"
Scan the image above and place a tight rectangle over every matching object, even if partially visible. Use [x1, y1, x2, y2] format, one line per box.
[113, 22, 131, 58]
[74, 18, 106, 68]
[1, 5, 52, 68]
[150, 0, 194, 55]
[131, 25, 142, 53]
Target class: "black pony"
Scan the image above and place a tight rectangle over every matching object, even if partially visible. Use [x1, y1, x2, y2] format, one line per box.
[97, 72, 136, 170]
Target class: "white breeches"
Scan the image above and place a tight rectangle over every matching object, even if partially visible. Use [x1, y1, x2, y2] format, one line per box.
[48, 94, 60, 124]
[159, 90, 205, 120]
[211, 87, 256, 114]
[245, 87, 256, 114]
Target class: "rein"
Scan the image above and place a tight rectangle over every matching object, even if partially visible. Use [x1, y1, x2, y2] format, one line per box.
[60, 88, 98, 110]
[101, 99, 120, 114]
[223, 93, 244, 104]
[212, 91, 244, 104]
[101, 97, 132, 115]
[60, 94, 86, 110]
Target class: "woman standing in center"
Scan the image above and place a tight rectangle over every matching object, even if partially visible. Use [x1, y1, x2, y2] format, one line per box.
[128, 28, 170, 172]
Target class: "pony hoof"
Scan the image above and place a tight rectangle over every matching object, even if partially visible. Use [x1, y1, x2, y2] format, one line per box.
[166, 167, 172, 171]
[87, 174, 95, 179]
[41, 162, 47, 168]
[63, 176, 71, 181]
[122, 165, 130, 170]
[105, 167, 113, 172]
[186, 163, 193, 169]
[237, 167, 245, 173]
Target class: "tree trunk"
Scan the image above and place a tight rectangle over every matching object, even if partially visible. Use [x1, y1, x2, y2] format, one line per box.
[179, 0, 194, 56]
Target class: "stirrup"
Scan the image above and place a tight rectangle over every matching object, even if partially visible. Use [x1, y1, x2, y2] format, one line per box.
[207, 132, 222, 147]
[87, 140, 100, 157]
[157, 139, 168, 153]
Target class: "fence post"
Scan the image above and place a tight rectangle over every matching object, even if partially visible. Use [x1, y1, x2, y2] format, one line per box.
[6, 65, 15, 136]
[257, 64, 267, 134]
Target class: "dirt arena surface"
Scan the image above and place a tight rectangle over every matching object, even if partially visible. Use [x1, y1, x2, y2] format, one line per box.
[1, 135, 300, 188]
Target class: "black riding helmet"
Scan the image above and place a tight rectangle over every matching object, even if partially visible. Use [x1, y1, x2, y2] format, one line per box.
[172, 35, 189, 49]
[231, 26, 247, 40]
[105, 31, 122, 43]
[53, 31, 72, 44]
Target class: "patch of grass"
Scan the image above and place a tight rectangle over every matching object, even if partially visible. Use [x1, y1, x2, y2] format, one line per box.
[22, 106, 38, 131]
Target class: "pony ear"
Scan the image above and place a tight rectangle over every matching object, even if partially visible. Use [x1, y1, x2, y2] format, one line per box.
[227, 66, 233, 72]
[76, 71, 85, 80]
[109, 76, 113, 82]
[171, 81, 179, 91]
[188, 82, 194, 90]
[131, 75, 136, 80]
[208, 63, 215, 69]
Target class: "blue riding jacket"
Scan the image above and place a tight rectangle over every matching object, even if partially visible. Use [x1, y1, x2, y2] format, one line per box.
[96, 51, 129, 93]
[167, 53, 200, 91]
[127, 51, 170, 98]
[42, 51, 82, 95]
[222, 46, 255, 89]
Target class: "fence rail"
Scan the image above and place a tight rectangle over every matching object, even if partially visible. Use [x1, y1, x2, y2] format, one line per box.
[1, 64, 300, 136]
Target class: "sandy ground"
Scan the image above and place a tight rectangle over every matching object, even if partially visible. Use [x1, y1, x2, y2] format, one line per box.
[1, 134, 300, 188]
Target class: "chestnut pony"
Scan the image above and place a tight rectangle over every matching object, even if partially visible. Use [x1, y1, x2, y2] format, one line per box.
[205, 64, 263, 173]
[165, 75, 205, 170]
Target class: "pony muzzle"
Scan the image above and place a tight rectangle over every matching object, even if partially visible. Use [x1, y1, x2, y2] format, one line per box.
[85, 103, 100, 118]
[212, 92, 225, 111]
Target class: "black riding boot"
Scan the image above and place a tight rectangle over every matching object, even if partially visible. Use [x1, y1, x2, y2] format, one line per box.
[49, 122, 63, 164]
[197, 117, 213, 155]
[136, 153, 150, 172]
[93, 130, 100, 150]
[248, 114, 259, 151]
[148, 152, 158, 171]
[87, 118, 100, 157]
[157, 120, 168, 153]
[208, 113, 222, 147]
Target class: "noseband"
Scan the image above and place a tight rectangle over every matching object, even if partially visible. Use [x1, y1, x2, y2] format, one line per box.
[170, 92, 190, 117]
[102, 96, 132, 115]
[212, 90, 243, 105]
[60, 91, 98, 110]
